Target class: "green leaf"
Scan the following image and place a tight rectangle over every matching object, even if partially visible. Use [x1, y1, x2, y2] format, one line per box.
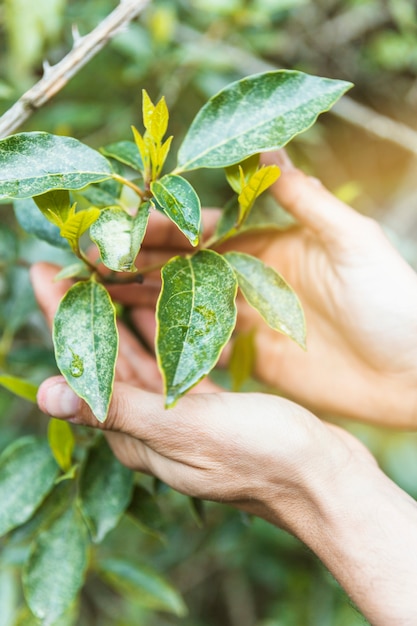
[127, 485, 165, 542]
[47, 419, 74, 473]
[14, 198, 70, 249]
[53, 279, 118, 422]
[53, 262, 89, 282]
[0, 375, 38, 402]
[23, 504, 89, 625]
[225, 252, 306, 348]
[177, 70, 352, 171]
[156, 250, 237, 406]
[229, 329, 256, 392]
[0, 225, 18, 264]
[79, 436, 134, 543]
[0, 567, 18, 626]
[100, 141, 143, 172]
[90, 203, 150, 272]
[33, 190, 71, 226]
[151, 175, 201, 246]
[98, 558, 187, 617]
[0, 437, 59, 537]
[0, 133, 113, 199]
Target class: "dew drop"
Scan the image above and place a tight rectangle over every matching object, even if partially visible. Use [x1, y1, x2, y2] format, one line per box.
[69, 349, 84, 377]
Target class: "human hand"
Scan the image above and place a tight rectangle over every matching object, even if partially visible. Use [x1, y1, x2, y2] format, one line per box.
[32, 263, 417, 626]
[131, 151, 417, 427]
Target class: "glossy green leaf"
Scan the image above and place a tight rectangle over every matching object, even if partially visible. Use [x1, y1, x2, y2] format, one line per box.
[177, 71, 352, 171]
[0, 375, 38, 402]
[53, 279, 118, 422]
[0, 133, 113, 199]
[33, 190, 71, 226]
[98, 558, 187, 616]
[229, 329, 256, 392]
[47, 419, 74, 473]
[151, 175, 201, 246]
[23, 504, 89, 625]
[79, 436, 134, 543]
[90, 203, 150, 272]
[100, 141, 143, 172]
[156, 250, 237, 406]
[0, 437, 59, 537]
[225, 252, 306, 348]
[14, 198, 69, 249]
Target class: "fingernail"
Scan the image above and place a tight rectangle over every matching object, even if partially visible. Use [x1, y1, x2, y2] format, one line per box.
[39, 380, 81, 418]
[308, 176, 324, 188]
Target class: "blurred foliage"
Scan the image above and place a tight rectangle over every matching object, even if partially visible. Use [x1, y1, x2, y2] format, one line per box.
[1, 0, 417, 624]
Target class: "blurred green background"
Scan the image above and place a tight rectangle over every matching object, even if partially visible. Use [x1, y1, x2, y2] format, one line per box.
[1, 0, 417, 624]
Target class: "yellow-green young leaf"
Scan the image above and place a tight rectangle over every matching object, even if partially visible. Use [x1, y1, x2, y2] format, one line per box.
[53, 279, 118, 422]
[150, 96, 169, 144]
[131, 126, 150, 177]
[153, 135, 173, 178]
[0, 437, 59, 537]
[229, 329, 256, 392]
[33, 189, 72, 227]
[142, 89, 155, 132]
[151, 175, 201, 246]
[78, 436, 134, 543]
[98, 558, 187, 617]
[90, 203, 150, 272]
[59, 206, 100, 252]
[14, 198, 70, 249]
[225, 154, 260, 193]
[0, 132, 112, 199]
[225, 252, 306, 348]
[47, 419, 74, 472]
[156, 250, 238, 406]
[0, 374, 38, 402]
[23, 504, 89, 625]
[237, 165, 280, 223]
[177, 71, 352, 171]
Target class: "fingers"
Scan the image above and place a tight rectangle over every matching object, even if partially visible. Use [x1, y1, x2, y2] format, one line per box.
[261, 150, 368, 244]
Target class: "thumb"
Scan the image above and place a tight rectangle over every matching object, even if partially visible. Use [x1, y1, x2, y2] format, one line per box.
[262, 150, 368, 244]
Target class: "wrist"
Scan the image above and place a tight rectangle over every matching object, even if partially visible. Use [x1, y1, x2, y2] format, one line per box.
[288, 453, 417, 625]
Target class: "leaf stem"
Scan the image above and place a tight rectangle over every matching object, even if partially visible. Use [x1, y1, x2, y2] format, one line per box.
[112, 174, 145, 199]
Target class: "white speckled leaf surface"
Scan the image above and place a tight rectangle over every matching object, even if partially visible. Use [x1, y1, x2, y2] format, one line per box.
[0, 132, 113, 199]
[90, 203, 150, 272]
[225, 252, 306, 348]
[53, 279, 118, 422]
[177, 71, 352, 171]
[151, 175, 201, 246]
[156, 250, 237, 407]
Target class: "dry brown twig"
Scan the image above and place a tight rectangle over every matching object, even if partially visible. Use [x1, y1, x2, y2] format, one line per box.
[0, 0, 150, 139]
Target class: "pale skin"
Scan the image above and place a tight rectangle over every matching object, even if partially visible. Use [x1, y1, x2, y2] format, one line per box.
[33, 151, 417, 625]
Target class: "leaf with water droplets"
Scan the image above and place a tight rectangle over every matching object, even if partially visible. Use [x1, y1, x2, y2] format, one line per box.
[0, 132, 113, 199]
[90, 203, 150, 272]
[177, 70, 352, 171]
[53, 279, 118, 422]
[156, 250, 237, 406]
[224, 252, 306, 348]
[151, 175, 201, 246]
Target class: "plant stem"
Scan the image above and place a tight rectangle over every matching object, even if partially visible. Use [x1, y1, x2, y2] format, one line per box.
[112, 174, 145, 199]
[0, 0, 151, 138]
